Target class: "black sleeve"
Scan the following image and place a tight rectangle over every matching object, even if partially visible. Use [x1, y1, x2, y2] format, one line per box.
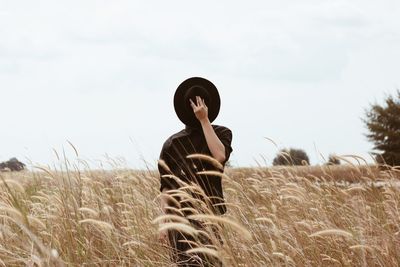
[158, 143, 179, 192]
[216, 126, 233, 166]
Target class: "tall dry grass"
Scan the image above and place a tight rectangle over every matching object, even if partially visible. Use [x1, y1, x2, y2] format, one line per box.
[0, 159, 399, 266]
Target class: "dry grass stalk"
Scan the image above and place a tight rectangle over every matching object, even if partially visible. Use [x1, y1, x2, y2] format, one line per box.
[186, 247, 220, 259]
[309, 229, 353, 239]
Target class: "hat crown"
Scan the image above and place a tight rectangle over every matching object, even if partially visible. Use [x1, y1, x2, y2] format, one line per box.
[184, 85, 211, 111]
[174, 77, 220, 127]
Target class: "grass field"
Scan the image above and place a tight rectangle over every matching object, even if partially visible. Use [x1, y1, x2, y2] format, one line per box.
[0, 161, 399, 266]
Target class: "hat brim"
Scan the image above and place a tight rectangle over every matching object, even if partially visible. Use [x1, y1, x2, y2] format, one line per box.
[174, 77, 220, 127]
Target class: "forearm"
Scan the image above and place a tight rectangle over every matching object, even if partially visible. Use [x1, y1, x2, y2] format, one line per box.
[200, 118, 226, 163]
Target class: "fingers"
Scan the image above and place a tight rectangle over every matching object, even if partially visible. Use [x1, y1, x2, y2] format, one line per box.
[195, 96, 206, 107]
[202, 98, 207, 107]
[191, 96, 206, 110]
[160, 231, 169, 246]
[189, 98, 196, 110]
[159, 232, 165, 241]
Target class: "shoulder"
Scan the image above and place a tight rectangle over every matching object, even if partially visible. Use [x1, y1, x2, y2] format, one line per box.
[161, 129, 186, 150]
[212, 125, 232, 136]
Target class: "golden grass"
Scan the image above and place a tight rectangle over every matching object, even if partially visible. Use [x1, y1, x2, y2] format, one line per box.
[0, 161, 399, 266]
[309, 229, 354, 239]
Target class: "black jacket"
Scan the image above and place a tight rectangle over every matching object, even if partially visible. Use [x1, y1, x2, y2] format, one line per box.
[158, 125, 233, 214]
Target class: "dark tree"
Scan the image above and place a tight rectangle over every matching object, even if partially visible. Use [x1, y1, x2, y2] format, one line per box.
[363, 90, 400, 166]
[272, 148, 310, 166]
[326, 154, 341, 165]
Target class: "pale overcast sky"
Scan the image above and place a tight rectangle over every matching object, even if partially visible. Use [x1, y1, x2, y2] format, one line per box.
[1, 0, 399, 169]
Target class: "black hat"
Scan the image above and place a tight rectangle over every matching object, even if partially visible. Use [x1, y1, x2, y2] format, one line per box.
[174, 77, 221, 127]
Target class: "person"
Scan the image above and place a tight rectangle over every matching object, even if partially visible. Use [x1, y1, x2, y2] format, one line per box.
[158, 77, 233, 267]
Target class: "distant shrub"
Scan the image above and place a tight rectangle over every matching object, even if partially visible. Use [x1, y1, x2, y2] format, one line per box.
[326, 154, 341, 165]
[0, 158, 25, 172]
[273, 148, 310, 166]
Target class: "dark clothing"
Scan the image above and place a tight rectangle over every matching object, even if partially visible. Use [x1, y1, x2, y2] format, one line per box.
[158, 124, 233, 215]
[167, 220, 223, 267]
[158, 124, 233, 267]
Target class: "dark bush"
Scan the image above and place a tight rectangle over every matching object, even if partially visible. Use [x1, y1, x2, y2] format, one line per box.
[272, 148, 310, 166]
[326, 154, 341, 165]
[0, 158, 26, 172]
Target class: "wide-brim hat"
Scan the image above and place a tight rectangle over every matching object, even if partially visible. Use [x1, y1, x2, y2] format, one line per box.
[174, 77, 221, 127]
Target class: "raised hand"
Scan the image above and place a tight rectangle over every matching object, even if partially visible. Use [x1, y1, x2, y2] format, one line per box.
[189, 96, 208, 122]
[190, 96, 226, 163]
